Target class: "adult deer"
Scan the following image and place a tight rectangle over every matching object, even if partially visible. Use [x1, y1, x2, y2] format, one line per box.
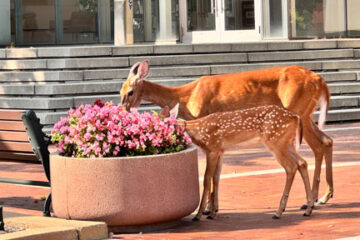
[162, 104, 313, 220]
[120, 61, 333, 208]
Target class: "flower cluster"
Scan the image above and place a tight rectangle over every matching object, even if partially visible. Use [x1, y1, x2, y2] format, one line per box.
[51, 101, 192, 158]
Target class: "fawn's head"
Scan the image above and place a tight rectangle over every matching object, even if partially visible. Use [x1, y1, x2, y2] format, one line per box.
[120, 61, 149, 111]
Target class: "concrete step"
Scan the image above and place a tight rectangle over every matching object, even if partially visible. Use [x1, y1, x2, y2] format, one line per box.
[328, 82, 360, 94]
[4, 39, 360, 60]
[0, 49, 358, 71]
[326, 108, 360, 122]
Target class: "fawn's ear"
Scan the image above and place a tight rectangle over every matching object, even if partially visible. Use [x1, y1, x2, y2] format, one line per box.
[160, 106, 170, 118]
[170, 103, 180, 118]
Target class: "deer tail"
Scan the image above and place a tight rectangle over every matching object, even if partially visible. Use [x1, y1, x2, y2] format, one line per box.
[318, 81, 330, 130]
[295, 116, 303, 151]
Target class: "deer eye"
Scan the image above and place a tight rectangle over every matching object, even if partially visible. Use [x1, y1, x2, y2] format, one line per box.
[127, 90, 134, 97]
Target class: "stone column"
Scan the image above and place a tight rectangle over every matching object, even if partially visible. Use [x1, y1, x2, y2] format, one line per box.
[144, 0, 153, 41]
[0, 0, 11, 45]
[114, 0, 126, 45]
[158, 0, 173, 42]
[98, 0, 112, 43]
[125, 0, 133, 44]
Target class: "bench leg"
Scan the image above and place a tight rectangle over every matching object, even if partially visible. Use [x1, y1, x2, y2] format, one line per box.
[43, 192, 52, 217]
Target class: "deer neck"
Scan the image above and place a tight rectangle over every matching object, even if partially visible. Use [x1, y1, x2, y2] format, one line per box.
[142, 80, 185, 109]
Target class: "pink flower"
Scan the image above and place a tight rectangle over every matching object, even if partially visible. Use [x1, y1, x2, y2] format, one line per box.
[51, 102, 191, 158]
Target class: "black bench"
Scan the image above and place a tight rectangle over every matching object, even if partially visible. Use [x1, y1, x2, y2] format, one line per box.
[0, 110, 52, 216]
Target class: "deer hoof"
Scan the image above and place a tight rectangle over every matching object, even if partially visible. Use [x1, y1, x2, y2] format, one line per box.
[206, 215, 214, 220]
[272, 215, 280, 219]
[192, 217, 200, 221]
[300, 204, 307, 210]
[203, 210, 211, 215]
[303, 213, 311, 217]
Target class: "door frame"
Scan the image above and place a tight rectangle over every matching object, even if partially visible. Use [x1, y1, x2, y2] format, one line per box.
[179, 0, 262, 43]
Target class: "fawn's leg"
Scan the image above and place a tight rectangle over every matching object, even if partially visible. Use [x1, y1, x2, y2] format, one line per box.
[302, 118, 333, 205]
[208, 153, 224, 219]
[193, 151, 220, 221]
[295, 152, 314, 216]
[269, 146, 298, 219]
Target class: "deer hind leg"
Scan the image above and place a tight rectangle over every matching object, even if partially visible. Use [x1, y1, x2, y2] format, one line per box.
[193, 151, 221, 221]
[303, 118, 333, 205]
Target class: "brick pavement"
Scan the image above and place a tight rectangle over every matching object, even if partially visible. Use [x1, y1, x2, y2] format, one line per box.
[1, 121, 360, 239]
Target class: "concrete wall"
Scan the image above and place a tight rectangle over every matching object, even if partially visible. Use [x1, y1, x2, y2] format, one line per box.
[0, 0, 11, 45]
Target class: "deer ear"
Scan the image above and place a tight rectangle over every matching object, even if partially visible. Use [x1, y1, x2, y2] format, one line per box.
[160, 106, 170, 118]
[170, 103, 180, 118]
[129, 62, 141, 76]
[137, 61, 149, 79]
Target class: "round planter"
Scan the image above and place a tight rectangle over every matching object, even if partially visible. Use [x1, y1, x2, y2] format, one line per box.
[50, 146, 199, 228]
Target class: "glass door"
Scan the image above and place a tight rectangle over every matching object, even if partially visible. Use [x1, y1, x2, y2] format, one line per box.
[180, 0, 261, 43]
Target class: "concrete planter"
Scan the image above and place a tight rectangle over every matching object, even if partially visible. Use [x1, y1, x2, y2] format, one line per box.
[50, 146, 199, 228]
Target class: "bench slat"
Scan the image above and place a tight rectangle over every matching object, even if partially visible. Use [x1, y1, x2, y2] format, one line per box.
[0, 151, 38, 161]
[0, 110, 24, 120]
[0, 131, 30, 142]
[0, 121, 26, 131]
[0, 141, 33, 152]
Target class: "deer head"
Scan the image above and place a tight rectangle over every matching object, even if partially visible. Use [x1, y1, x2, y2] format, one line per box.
[120, 61, 150, 111]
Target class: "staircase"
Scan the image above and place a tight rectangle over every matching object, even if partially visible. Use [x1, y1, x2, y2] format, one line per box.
[1, 39, 360, 132]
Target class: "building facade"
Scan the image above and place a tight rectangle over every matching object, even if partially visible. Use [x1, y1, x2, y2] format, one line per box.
[0, 0, 360, 47]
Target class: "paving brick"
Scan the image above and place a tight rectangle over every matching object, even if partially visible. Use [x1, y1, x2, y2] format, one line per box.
[193, 43, 232, 53]
[0, 84, 34, 95]
[35, 81, 121, 95]
[267, 41, 303, 50]
[248, 49, 353, 62]
[130, 53, 247, 66]
[231, 42, 267, 52]
[150, 66, 211, 77]
[84, 69, 129, 80]
[6, 48, 37, 59]
[113, 45, 154, 56]
[322, 60, 360, 70]
[303, 40, 337, 49]
[47, 57, 128, 69]
[320, 71, 357, 82]
[154, 44, 193, 54]
[0, 59, 46, 70]
[337, 39, 360, 48]
[38, 46, 112, 57]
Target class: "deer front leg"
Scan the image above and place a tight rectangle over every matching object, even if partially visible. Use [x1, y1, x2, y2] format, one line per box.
[208, 153, 224, 219]
[270, 147, 298, 219]
[273, 165, 297, 219]
[193, 151, 219, 221]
